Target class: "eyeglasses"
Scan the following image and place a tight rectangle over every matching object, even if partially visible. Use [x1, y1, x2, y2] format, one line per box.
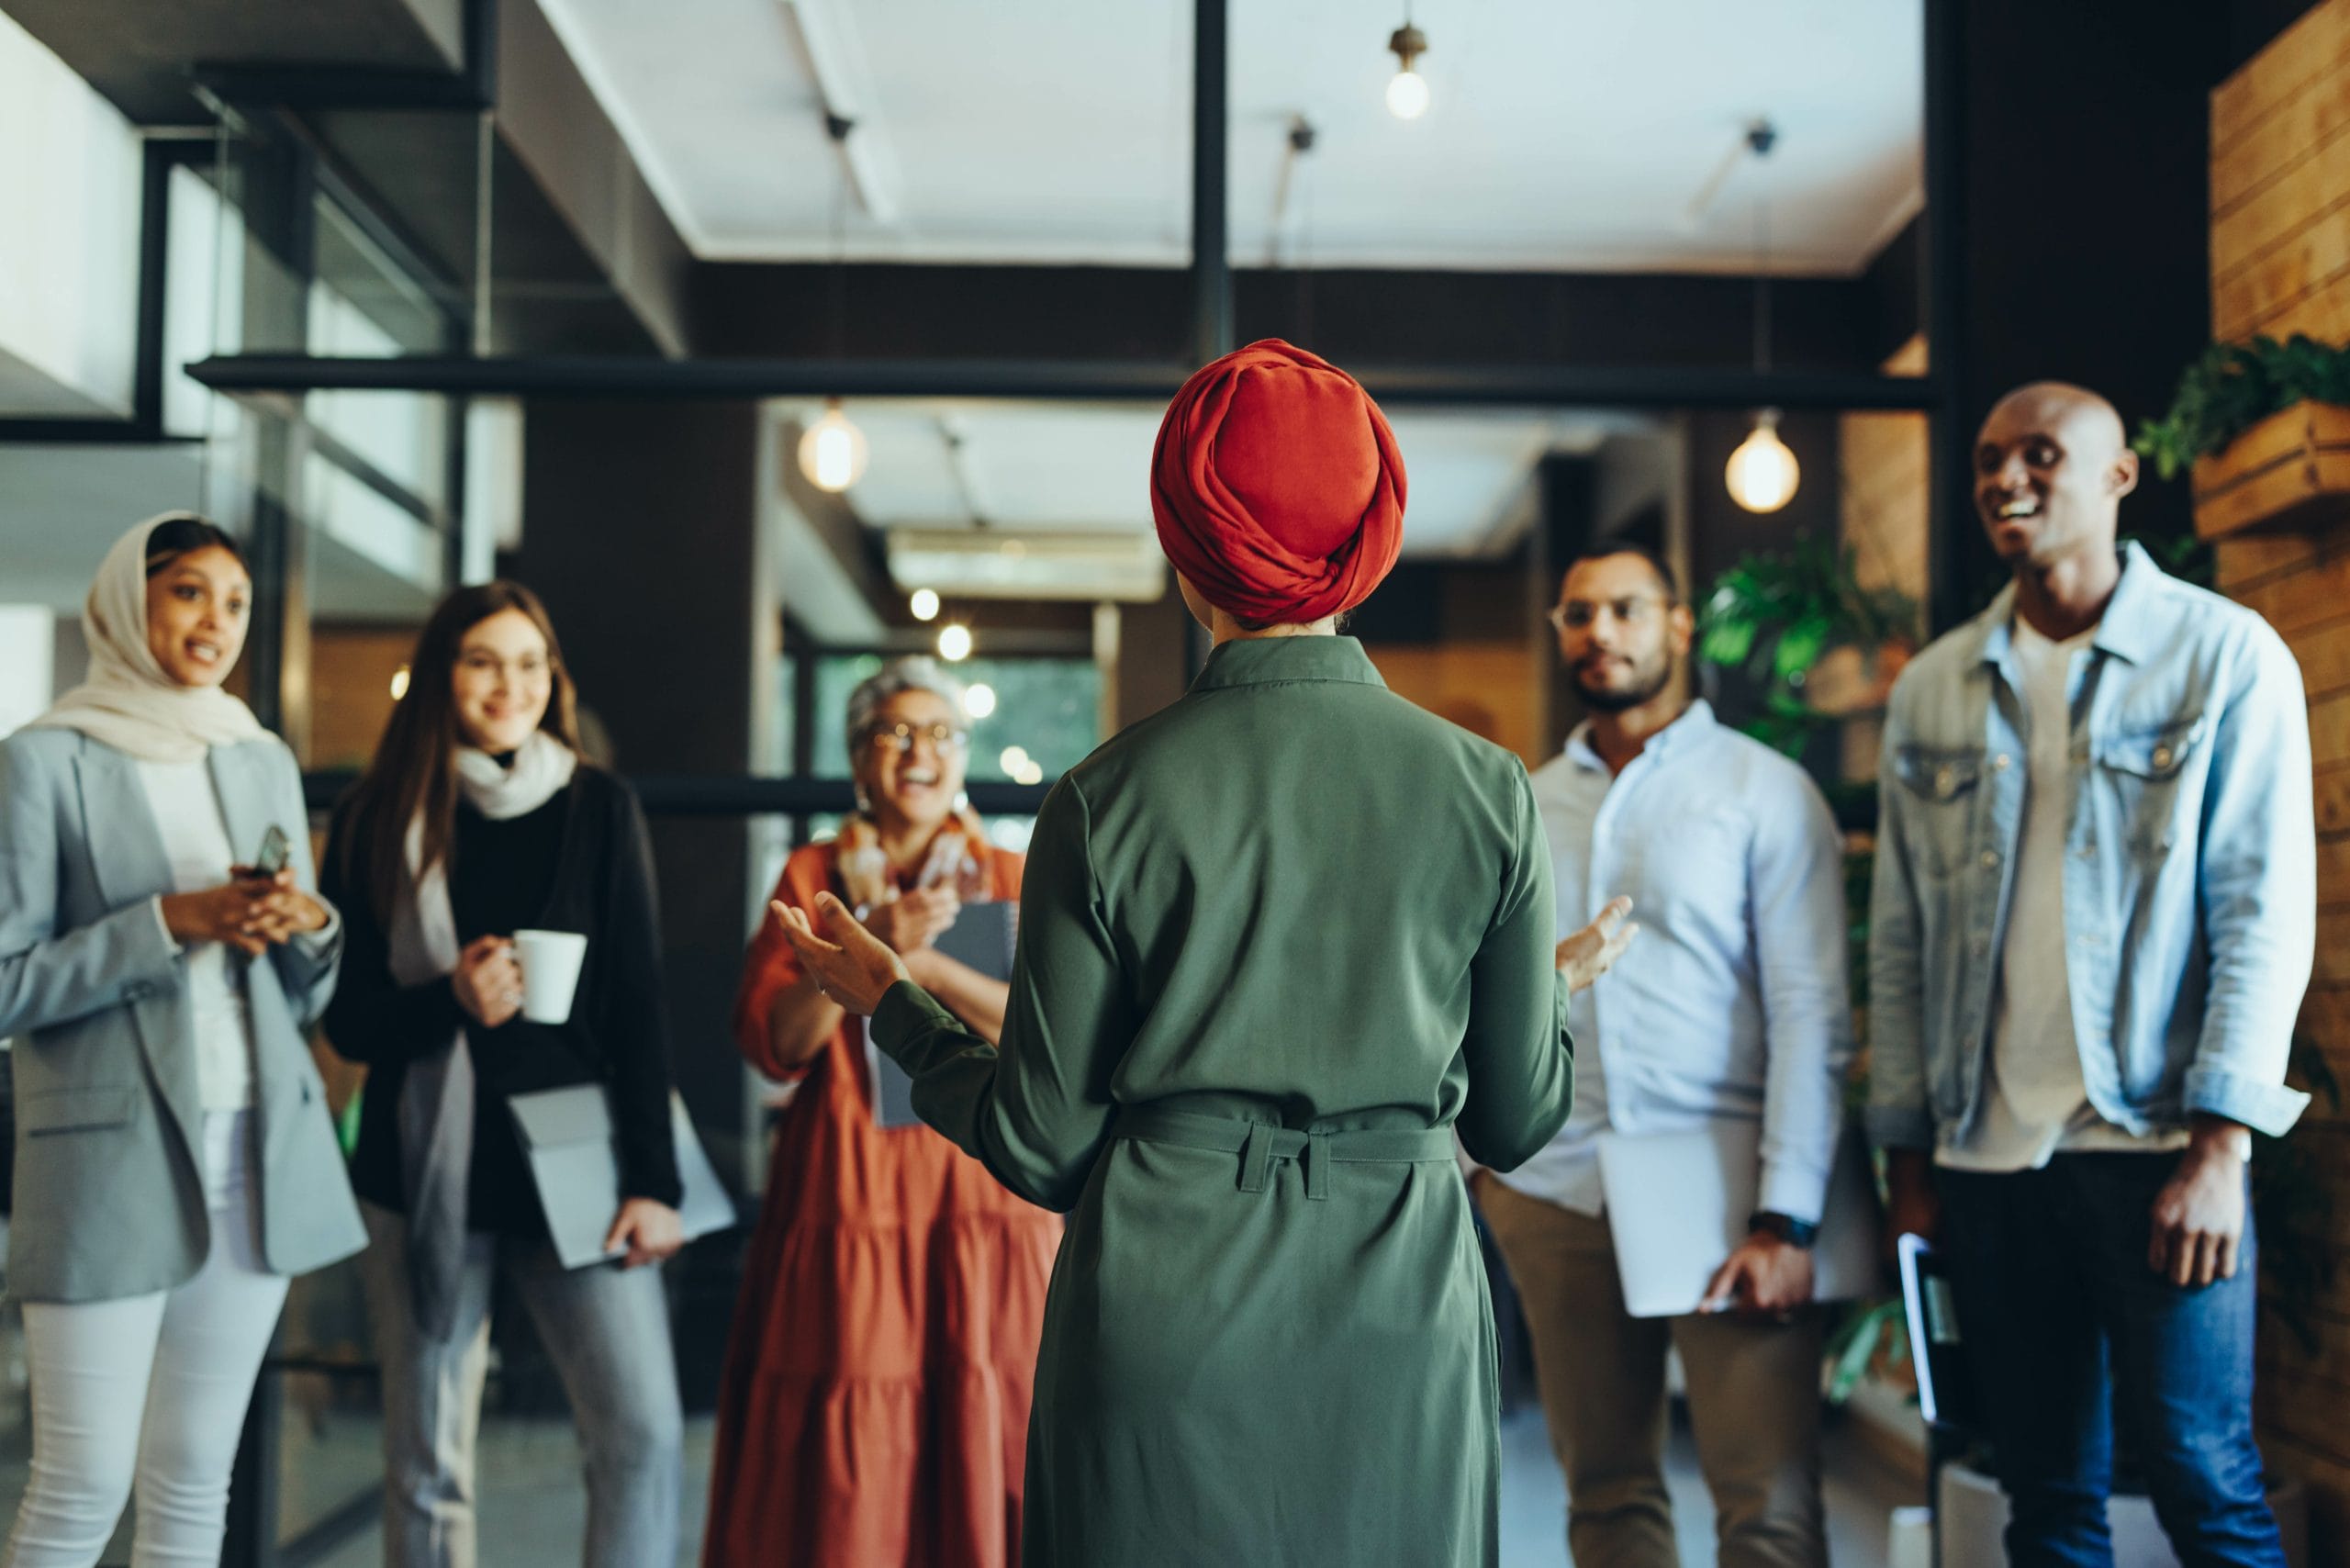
[1549, 595, 1672, 633]
[864, 722, 970, 756]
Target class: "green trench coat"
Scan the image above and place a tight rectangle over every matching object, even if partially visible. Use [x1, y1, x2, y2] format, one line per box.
[872, 634, 1574, 1567]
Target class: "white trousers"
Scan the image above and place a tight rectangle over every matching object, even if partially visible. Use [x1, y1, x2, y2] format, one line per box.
[4, 1109, 290, 1568]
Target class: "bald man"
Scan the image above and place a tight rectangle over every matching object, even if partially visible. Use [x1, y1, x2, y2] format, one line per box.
[1868, 383, 2311, 1565]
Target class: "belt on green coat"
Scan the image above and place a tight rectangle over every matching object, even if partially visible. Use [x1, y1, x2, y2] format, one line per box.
[1110, 1105, 1456, 1201]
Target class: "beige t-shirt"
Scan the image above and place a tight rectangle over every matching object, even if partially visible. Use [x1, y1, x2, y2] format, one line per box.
[1939, 618, 2184, 1171]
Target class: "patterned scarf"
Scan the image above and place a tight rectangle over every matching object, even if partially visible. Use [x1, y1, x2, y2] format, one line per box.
[834, 806, 991, 914]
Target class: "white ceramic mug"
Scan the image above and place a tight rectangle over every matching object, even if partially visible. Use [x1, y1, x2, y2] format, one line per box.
[511, 929, 589, 1025]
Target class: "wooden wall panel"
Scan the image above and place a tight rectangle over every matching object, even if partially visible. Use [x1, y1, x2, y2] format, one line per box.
[1837, 335, 1929, 783]
[2214, 0, 2350, 156]
[2214, 12, 2350, 1552]
[2216, 208, 2350, 342]
[2215, 69, 2350, 213]
[1362, 642, 1544, 769]
[2213, 132, 2350, 281]
[2215, 0, 2350, 345]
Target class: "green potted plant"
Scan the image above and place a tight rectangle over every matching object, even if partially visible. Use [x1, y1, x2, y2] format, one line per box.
[1696, 536, 1919, 757]
[2137, 333, 2350, 538]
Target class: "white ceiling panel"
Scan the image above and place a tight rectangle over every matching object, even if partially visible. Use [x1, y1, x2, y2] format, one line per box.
[542, 0, 1921, 275]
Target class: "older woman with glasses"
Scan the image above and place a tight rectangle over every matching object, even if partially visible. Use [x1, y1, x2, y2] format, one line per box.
[701, 657, 1058, 1568]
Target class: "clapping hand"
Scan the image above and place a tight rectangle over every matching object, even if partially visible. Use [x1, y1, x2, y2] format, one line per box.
[865, 886, 961, 955]
[1556, 895, 1638, 993]
[773, 892, 912, 1017]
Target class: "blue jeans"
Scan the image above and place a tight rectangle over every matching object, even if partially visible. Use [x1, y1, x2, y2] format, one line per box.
[1939, 1154, 2284, 1568]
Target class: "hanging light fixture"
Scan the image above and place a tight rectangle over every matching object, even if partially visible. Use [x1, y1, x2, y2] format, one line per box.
[1385, 13, 1429, 119]
[937, 623, 973, 662]
[1727, 409, 1800, 513]
[798, 114, 868, 493]
[908, 588, 940, 622]
[800, 398, 868, 493]
[1727, 119, 1798, 515]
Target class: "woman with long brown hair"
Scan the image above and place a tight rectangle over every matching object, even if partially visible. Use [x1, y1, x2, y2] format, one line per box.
[319, 581, 686, 1568]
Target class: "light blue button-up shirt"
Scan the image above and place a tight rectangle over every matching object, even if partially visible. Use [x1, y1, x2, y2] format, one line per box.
[1494, 700, 1854, 1222]
[1866, 542, 2315, 1150]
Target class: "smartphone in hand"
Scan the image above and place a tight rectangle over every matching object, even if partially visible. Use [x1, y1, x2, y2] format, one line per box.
[248, 823, 290, 880]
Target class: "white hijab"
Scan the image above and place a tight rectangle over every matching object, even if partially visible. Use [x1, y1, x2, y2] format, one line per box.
[28, 513, 270, 764]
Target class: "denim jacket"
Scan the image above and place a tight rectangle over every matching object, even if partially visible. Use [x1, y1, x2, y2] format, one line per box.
[1866, 543, 2313, 1150]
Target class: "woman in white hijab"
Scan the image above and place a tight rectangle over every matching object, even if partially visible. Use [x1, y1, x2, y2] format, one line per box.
[0, 514, 365, 1568]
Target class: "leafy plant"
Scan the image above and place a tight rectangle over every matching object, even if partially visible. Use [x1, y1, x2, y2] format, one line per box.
[1697, 537, 1919, 756]
[1824, 1296, 1909, 1406]
[2135, 333, 2350, 480]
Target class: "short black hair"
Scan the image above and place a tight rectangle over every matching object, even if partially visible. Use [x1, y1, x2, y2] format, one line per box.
[1558, 538, 1681, 604]
[143, 515, 245, 577]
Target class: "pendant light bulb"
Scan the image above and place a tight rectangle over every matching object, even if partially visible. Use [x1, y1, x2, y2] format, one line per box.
[798, 399, 869, 493]
[1386, 23, 1429, 119]
[937, 623, 974, 662]
[1386, 69, 1429, 120]
[1726, 410, 1800, 514]
[909, 588, 940, 622]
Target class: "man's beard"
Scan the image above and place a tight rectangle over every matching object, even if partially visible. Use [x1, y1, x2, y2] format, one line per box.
[1574, 656, 1672, 713]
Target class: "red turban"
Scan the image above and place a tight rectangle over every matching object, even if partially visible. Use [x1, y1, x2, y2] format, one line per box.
[1150, 339, 1405, 624]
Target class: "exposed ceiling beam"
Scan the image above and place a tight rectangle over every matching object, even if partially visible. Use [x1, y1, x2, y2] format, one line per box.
[0, 0, 465, 124]
[688, 260, 1916, 374]
[186, 351, 1939, 410]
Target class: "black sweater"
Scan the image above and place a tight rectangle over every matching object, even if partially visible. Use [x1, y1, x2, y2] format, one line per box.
[320, 766, 682, 1236]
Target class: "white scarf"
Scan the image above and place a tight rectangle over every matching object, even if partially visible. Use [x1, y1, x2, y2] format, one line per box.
[28, 513, 270, 763]
[392, 729, 581, 983]
[387, 727, 576, 1339]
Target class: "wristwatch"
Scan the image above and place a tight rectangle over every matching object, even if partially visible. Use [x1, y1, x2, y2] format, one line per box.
[1749, 1211, 1818, 1249]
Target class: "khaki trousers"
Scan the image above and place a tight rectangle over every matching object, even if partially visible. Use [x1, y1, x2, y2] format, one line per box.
[1480, 1173, 1828, 1568]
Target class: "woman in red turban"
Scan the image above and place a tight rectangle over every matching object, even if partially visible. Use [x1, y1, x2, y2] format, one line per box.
[1149, 338, 1404, 625]
[773, 339, 1634, 1566]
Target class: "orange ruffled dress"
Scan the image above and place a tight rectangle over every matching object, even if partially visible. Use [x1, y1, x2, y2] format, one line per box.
[702, 839, 1060, 1568]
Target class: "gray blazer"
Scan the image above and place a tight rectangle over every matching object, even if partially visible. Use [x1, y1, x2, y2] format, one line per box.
[0, 727, 366, 1303]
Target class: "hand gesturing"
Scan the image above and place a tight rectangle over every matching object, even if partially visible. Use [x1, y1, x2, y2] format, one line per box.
[1556, 896, 1638, 993]
[772, 892, 913, 1017]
